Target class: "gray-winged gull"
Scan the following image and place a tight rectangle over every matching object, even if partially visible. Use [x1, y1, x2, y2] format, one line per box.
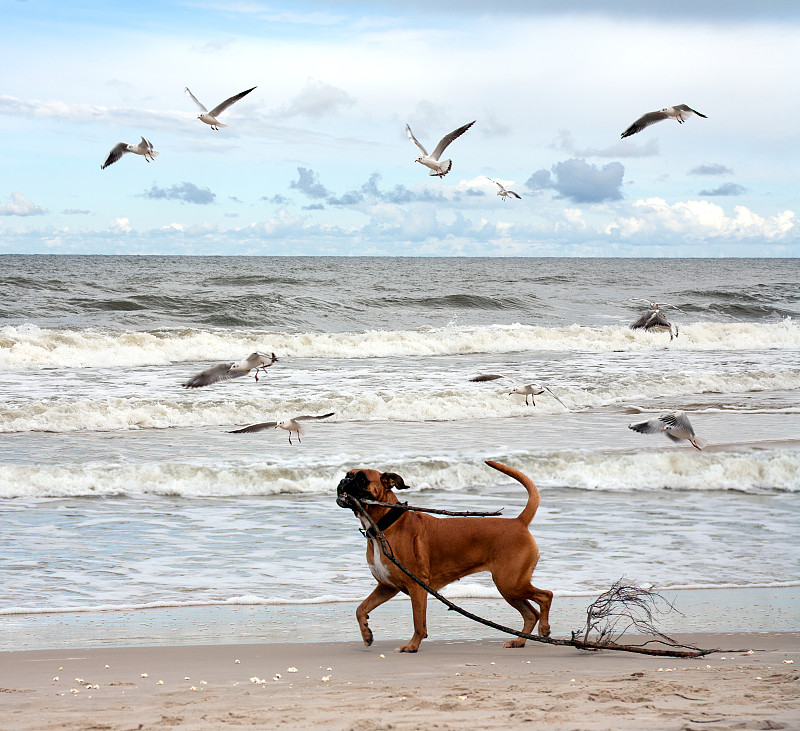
[470, 374, 568, 408]
[405, 120, 475, 177]
[628, 411, 706, 450]
[183, 352, 277, 388]
[184, 86, 257, 130]
[487, 177, 521, 200]
[630, 306, 679, 340]
[621, 104, 707, 139]
[101, 137, 159, 169]
[229, 412, 335, 444]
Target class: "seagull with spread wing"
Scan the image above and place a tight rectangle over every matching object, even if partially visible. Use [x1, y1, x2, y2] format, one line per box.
[405, 120, 475, 177]
[470, 374, 568, 409]
[184, 86, 257, 130]
[628, 411, 706, 450]
[101, 137, 159, 169]
[229, 412, 335, 444]
[183, 352, 277, 389]
[630, 305, 679, 340]
[487, 178, 521, 200]
[621, 104, 707, 139]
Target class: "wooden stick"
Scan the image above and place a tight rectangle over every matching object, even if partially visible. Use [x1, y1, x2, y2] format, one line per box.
[359, 498, 502, 517]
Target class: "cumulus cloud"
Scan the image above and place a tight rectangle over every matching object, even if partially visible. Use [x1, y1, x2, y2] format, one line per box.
[109, 217, 132, 233]
[275, 80, 354, 119]
[140, 182, 216, 204]
[0, 192, 47, 216]
[290, 169, 451, 206]
[610, 198, 795, 241]
[526, 158, 624, 203]
[699, 183, 746, 196]
[62, 208, 91, 215]
[689, 163, 734, 176]
[291, 167, 330, 199]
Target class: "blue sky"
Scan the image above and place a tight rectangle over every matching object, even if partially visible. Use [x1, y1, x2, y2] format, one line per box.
[1, 0, 799, 256]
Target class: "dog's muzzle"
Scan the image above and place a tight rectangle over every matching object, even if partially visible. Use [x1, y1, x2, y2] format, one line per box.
[336, 471, 372, 509]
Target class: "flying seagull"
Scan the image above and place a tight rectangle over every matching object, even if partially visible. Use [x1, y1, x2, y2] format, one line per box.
[621, 104, 707, 139]
[101, 137, 159, 169]
[628, 411, 705, 450]
[487, 178, 521, 200]
[184, 86, 257, 130]
[630, 306, 679, 340]
[229, 412, 335, 444]
[183, 352, 277, 389]
[470, 374, 568, 409]
[405, 120, 475, 177]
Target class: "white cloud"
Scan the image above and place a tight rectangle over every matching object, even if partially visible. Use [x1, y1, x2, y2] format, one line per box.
[0, 192, 46, 216]
[109, 217, 132, 233]
[613, 198, 796, 241]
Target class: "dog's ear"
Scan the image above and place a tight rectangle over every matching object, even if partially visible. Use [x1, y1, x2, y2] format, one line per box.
[380, 472, 409, 491]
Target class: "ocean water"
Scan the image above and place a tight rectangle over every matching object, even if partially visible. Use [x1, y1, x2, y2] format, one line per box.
[1, 256, 799, 640]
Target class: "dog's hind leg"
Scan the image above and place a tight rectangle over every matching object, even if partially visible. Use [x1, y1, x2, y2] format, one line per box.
[496, 582, 553, 645]
[396, 584, 429, 653]
[356, 583, 399, 647]
[500, 596, 539, 648]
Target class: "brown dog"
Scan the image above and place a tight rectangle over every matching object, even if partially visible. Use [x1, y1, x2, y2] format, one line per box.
[336, 460, 552, 653]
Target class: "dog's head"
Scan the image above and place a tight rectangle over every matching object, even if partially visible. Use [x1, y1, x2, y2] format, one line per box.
[336, 468, 409, 510]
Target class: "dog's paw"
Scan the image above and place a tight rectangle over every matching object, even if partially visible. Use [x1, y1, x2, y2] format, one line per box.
[503, 638, 528, 648]
[538, 624, 551, 638]
[361, 628, 374, 646]
[395, 643, 420, 653]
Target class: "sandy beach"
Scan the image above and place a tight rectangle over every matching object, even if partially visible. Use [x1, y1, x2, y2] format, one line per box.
[1, 631, 798, 730]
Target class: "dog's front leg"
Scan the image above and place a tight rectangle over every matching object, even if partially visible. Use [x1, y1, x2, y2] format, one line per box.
[396, 584, 429, 653]
[356, 583, 398, 646]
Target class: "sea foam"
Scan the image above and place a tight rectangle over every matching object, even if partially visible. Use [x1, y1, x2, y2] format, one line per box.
[2, 318, 798, 369]
[1, 448, 796, 499]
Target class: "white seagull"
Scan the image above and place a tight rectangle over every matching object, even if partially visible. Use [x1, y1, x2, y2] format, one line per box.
[405, 121, 475, 177]
[630, 307, 679, 340]
[183, 352, 277, 389]
[229, 412, 335, 444]
[470, 374, 568, 409]
[628, 411, 706, 450]
[101, 137, 159, 169]
[184, 86, 257, 130]
[621, 104, 707, 139]
[487, 178, 521, 200]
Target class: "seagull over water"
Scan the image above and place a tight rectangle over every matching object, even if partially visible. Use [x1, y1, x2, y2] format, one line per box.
[405, 120, 475, 177]
[184, 86, 257, 130]
[470, 374, 568, 409]
[183, 352, 277, 389]
[229, 412, 335, 444]
[621, 104, 707, 139]
[628, 411, 706, 450]
[630, 306, 679, 340]
[101, 137, 159, 169]
[487, 178, 521, 200]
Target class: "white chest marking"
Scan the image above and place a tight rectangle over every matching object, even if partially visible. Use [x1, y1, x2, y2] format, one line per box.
[367, 539, 394, 585]
[359, 517, 396, 587]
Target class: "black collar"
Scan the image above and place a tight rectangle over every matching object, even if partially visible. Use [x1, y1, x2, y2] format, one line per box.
[364, 504, 406, 539]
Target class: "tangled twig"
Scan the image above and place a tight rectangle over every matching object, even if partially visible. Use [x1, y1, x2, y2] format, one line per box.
[576, 579, 685, 648]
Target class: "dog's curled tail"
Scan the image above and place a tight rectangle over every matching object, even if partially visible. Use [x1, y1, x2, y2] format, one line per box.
[484, 460, 540, 526]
